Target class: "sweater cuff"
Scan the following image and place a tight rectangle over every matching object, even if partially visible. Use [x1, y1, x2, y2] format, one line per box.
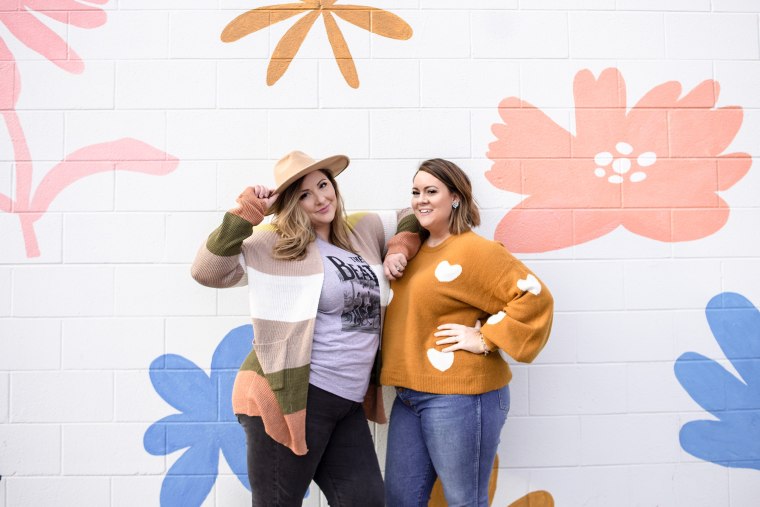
[386, 230, 422, 260]
[229, 187, 266, 225]
[480, 332, 496, 353]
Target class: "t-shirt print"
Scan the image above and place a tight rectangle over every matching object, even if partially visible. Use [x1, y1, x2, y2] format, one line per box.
[325, 253, 380, 333]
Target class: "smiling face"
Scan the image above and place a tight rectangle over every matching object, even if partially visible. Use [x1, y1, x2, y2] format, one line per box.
[297, 169, 337, 239]
[412, 169, 458, 240]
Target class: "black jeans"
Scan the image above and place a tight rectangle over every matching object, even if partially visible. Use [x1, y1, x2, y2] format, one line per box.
[238, 384, 384, 507]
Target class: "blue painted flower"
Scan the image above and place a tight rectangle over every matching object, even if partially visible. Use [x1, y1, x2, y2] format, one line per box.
[675, 292, 760, 470]
[144, 324, 253, 506]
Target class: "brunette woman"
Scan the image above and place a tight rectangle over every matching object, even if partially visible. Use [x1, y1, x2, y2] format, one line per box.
[381, 158, 554, 507]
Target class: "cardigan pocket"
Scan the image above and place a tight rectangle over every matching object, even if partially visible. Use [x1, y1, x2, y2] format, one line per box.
[254, 337, 301, 392]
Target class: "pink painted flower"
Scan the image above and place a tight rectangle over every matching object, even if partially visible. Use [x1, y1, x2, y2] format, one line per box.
[486, 68, 751, 253]
[0, 0, 108, 73]
[0, 51, 178, 257]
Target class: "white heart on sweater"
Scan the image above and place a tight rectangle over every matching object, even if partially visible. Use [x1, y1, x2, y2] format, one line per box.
[487, 311, 506, 325]
[388, 289, 394, 304]
[517, 274, 542, 295]
[435, 261, 462, 282]
[427, 348, 454, 372]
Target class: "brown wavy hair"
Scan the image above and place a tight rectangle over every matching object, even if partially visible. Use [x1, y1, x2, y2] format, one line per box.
[416, 158, 480, 235]
[269, 169, 355, 260]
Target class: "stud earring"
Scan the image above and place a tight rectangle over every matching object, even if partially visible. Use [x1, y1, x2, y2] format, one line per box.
[452, 201, 460, 209]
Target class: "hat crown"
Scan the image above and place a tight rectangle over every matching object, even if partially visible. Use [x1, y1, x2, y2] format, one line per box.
[273, 150, 317, 187]
[265, 151, 349, 216]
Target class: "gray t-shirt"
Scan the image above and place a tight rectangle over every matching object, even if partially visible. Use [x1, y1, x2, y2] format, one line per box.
[310, 238, 381, 402]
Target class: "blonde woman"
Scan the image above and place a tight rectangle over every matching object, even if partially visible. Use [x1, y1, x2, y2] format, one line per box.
[382, 158, 554, 506]
[191, 151, 419, 506]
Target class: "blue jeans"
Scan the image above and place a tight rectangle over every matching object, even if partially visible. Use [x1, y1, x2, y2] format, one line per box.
[385, 385, 510, 507]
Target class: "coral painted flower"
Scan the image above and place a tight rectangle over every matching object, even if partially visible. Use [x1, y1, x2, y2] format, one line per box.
[0, 0, 108, 73]
[486, 68, 751, 252]
[144, 325, 254, 506]
[221, 0, 412, 88]
[675, 292, 760, 470]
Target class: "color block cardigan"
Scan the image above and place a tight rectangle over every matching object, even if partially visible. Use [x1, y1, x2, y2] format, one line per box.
[191, 192, 420, 455]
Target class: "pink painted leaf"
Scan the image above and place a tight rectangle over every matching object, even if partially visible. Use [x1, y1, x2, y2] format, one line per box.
[0, 10, 84, 73]
[34, 10, 107, 30]
[27, 0, 109, 12]
[0, 192, 11, 213]
[25, 0, 108, 29]
[0, 0, 108, 74]
[487, 67, 752, 252]
[0, 39, 21, 108]
[29, 139, 179, 213]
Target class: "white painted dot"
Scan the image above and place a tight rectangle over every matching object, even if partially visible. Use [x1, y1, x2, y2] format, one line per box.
[637, 152, 657, 167]
[630, 171, 647, 183]
[594, 152, 613, 166]
[594, 168, 606, 178]
[612, 158, 631, 174]
[608, 175, 624, 184]
[616, 142, 633, 155]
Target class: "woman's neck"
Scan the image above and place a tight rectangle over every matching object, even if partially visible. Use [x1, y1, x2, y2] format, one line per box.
[425, 229, 451, 248]
[315, 224, 330, 243]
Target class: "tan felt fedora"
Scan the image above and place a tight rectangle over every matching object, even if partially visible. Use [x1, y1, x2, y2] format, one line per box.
[271, 150, 350, 197]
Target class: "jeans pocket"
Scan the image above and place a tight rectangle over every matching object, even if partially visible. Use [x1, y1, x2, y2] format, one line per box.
[497, 385, 511, 412]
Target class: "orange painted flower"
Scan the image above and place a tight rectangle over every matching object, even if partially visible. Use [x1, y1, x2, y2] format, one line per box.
[221, 0, 412, 88]
[486, 68, 751, 252]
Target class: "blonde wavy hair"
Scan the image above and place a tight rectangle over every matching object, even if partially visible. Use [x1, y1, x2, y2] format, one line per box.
[270, 170, 355, 260]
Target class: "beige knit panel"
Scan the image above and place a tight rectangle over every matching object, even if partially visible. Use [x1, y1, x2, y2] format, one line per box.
[190, 246, 246, 289]
[347, 212, 385, 264]
[252, 318, 315, 372]
[240, 226, 323, 276]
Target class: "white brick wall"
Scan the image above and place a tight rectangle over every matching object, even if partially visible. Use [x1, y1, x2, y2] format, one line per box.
[13, 267, 115, 317]
[569, 12, 666, 59]
[2, 2, 760, 506]
[0, 374, 8, 423]
[6, 478, 111, 507]
[0, 319, 60, 370]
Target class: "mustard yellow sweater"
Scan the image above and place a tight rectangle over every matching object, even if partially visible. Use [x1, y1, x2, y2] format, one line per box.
[381, 231, 554, 395]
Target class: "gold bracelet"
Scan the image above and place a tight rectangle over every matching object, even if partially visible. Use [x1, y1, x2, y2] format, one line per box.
[479, 332, 490, 356]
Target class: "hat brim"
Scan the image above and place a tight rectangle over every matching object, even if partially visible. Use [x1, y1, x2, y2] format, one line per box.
[265, 154, 350, 215]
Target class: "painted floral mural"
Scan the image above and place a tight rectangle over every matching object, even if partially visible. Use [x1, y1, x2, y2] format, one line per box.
[675, 292, 760, 470]
[0, 1, 179, 257]
[221, 0, 412, 88]
[0, 0, 108, 73]
[145, 325, 253, 506]
[486, 68, 751, 253]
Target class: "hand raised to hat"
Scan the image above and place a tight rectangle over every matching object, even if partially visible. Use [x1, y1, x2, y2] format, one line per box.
[251, 185, 279, 211]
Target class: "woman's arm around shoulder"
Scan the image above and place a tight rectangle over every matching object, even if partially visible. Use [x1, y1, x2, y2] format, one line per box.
[383, 208, 422, 280]
[190, 186, 275, 288]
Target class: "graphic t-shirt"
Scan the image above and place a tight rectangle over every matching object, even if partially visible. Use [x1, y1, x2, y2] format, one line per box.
[310, 238, 381, 402]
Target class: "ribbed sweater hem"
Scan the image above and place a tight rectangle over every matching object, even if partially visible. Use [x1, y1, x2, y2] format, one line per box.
[380, 370, 512, 396]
